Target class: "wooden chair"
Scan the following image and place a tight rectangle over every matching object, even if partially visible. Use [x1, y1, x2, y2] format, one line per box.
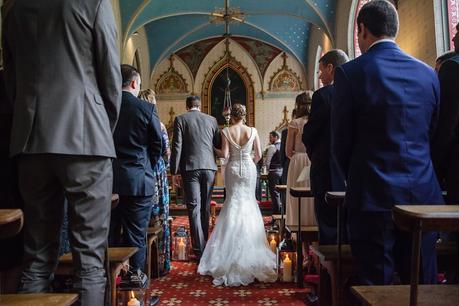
[146, 226, 162, 279]
[0, 293, 78, 306]
[288, 187, 317, 288]
[57, 247, 138, 306]
[351, 205, 459, 306]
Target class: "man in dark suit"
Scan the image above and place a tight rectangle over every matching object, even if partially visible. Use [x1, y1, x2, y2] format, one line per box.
[111, 65, 162, 278]
[331, 0, 443, 285]
[432, 22, 459, 204]
[170, 96, 220, 258]
[264, 131, 282, 214]
[2, 0, 121, 304]
[431, 23, 459, 266]
[302, 49, 348, 245]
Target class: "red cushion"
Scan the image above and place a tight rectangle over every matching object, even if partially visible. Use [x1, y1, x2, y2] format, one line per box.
[258, 200, 272, 208]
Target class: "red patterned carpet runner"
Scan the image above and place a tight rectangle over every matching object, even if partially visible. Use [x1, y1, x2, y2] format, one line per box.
[148, 261, 312, 305]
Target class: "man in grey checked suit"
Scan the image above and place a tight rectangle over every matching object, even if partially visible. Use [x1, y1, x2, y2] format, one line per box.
[170, 96, 221, 258]
[2, 0, 121, 304]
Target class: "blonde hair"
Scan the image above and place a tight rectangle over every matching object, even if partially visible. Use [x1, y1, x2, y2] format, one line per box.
[138, 89, 156, 104]
[230, 103, 246, 122]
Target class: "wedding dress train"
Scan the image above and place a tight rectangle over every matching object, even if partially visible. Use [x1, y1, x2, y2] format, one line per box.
[197, 127, 277, 286]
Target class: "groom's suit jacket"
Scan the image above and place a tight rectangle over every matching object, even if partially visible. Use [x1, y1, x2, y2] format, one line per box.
[170, 110, 221, 175]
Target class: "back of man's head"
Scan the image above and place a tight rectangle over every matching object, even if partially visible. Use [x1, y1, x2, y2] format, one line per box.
[319, 49, 349, 69]
[121, 64, 140, 89]
[357, 0, 399, 39]
[270, 131, 280, 139]
[186, 95, 201, 109]
[435, 51, 457, 72]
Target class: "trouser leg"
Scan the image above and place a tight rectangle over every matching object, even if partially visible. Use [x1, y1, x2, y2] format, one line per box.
[183, 171, 204, 256]
[268, 170, 282, 214]
[314, 193, 338, 245]
[119, 196, 153, 271]
[199, 170, 215, 244]
[60, 156, 112, 306]
[18, 155, 65, 293]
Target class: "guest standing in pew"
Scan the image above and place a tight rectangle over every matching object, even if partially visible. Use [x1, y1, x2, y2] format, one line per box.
[264, 131, 283, 214]
[2, 0, 121, 304]
[431, 22, 459, 272]
[280, 109, 296, 185]
[331, 0, 444, 286]
[139, 89, 172, 275]
[170, 96, 221, 259]
[0, 69, 24, 293]
[434, 50, 457, 73]
[302, 49, 349, 245]
[111, 65, 162, 284]
[285, 92, 316, 228]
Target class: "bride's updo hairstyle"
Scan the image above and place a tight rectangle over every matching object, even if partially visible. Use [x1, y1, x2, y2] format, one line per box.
[230, 103, 246, 122]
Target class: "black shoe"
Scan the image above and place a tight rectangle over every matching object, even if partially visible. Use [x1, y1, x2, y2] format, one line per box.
[119, 268, 149, 289]
[150, 295, 160, 306]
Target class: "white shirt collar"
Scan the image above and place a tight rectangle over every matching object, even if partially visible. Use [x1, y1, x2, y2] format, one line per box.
[368, 38, 395, 51]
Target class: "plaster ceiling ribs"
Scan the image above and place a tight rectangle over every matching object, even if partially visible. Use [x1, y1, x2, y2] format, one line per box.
[119, 0, 337, 71]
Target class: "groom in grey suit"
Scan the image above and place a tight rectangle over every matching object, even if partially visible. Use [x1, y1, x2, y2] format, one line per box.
[170, 96, 221, 257]
[2, 0, 121, 304]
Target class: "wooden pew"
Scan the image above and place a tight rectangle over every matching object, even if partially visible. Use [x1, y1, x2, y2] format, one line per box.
[311, 244, 356, 306]
[0, 293, 78, 306]
[351, 285, 459, 306]
[57, 247, 138, 306]
[0, 209, 23, 239]
[146, 226, 162, 279]
[351, 205, 459, 306]
[289, 187, 317, 288]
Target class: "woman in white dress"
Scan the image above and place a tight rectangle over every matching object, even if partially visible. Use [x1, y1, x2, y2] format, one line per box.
[197, 104, 277, 286]
[285, 92, 316, 227]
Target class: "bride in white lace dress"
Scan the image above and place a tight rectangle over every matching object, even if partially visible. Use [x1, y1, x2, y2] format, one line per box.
[197, 104, 277, 286]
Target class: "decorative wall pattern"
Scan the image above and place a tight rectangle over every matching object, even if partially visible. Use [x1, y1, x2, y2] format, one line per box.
[176, 38, 223, 79]
[268, 53, 303, 92]
[232, 37, 282, 78]
[155, 56, 189, 95]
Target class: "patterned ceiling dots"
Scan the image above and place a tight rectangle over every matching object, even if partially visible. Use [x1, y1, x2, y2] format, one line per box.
[118, 0, 338, 70]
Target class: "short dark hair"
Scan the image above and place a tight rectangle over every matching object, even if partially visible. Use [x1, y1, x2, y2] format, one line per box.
[121, 64, 140, 88]
[319, 49, 349, 68]
[186, 95, 201, 109]
[357, 0, 398, 38]
[270, 131, 280, 139]
[436, 51, 457, 64]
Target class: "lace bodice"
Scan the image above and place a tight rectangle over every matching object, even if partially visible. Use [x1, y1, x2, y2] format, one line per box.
[222, 127, 256, 175]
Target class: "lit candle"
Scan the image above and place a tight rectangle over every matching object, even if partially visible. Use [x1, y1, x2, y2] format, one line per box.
[269, 236, 277, 253]
[128, 291, 140, 306]
[283, 254, 292, 282]
[178, 238, 186, 260]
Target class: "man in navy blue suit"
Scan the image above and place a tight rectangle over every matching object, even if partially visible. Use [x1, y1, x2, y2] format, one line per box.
[111, 65, 162, 279]
[331, 0, 443, 285]
[303, 49, 348, 245]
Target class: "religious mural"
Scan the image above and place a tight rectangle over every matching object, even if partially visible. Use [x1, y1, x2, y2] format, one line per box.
[232, 37, 282, 78]
[155, 56, 188, 95]
[211, 67, 247, 125]
[175, 38, 223, 78]
[268, 53, 302, 92]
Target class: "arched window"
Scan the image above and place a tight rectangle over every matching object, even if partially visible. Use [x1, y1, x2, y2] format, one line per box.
[351, 0, 373, 58]
[314, 45, 323, 91]
[447, 0, 459, 49]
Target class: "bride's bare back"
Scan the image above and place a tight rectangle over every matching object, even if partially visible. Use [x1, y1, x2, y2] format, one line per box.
[227, 124, 252, 146]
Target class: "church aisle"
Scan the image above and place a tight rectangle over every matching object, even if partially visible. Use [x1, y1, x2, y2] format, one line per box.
[148, 261, 312, 305]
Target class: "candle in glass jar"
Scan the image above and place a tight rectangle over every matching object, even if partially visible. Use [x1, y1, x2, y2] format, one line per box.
[283, 254, 292, 282]
[269, 236, 277, 253]
[178, 238, 186, 260]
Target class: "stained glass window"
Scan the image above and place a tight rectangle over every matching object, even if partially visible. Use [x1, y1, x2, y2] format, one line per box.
[447, 0, 459, 49]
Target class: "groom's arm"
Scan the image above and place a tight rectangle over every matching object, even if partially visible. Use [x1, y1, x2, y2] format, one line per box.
[170, 117, 182, 175]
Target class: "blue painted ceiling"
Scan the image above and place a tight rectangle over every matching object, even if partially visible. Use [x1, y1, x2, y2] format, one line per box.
[119, 0, 337, 71]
